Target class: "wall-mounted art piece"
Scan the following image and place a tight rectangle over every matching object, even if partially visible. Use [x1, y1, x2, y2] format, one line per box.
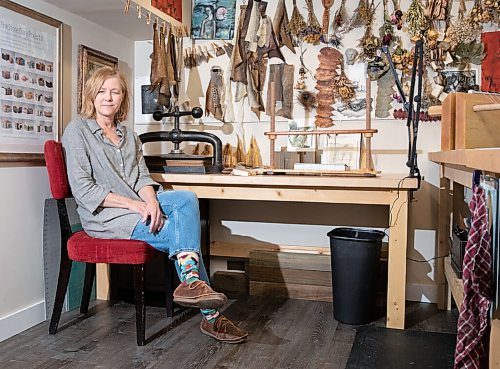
[191, 0, 236, 40]
[0, 0, 63, 162]
[151, 0, 182, 23]
[481, 31, 500, 93]
[77, 45, 118, 114]
[141, 85, 160, 115]
[440, 70, 478, 93]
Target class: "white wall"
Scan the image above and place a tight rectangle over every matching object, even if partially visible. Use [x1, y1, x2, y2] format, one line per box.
[0, 0, 135, 342]
[133, 0, 492, 303]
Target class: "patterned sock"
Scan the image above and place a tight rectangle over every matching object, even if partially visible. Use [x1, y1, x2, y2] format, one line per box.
[176, 252, 200, 284]
[201, 308, 220, 324]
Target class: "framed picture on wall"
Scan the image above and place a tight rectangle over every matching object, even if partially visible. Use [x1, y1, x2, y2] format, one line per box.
[191, 0, 236, 40]
[77, 45, 118, 114]
[0, 0, 63, 162]
[151, 0, 182, 22]
[141, 85, 161, 114]
[440, 70, 478, 93]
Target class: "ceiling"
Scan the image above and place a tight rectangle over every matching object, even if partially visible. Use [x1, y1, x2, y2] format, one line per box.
[41, 0, 155, 41]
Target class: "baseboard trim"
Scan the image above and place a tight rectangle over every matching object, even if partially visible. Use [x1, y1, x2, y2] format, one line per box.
[0, 301, 46, 342]
[406, 283, 438, 303]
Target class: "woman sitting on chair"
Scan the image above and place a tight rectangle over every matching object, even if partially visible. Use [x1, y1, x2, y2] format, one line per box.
[62, 66, 247, 343]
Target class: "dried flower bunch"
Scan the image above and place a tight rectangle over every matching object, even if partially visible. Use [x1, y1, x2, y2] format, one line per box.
[389, 0, 404, 29]
[358, 26, 380, 61]
[331, 0, 362, 42]
[482, 0, 500, 24]
[351, 0, 376, 29]
[470, 0, 499, 23]
[302, 0, 322, 44]
[380, 0, 398, 47]
[287, 0, 307, 40]
[391, 45, 413, 73]
[406, 0, 428, 40]
[335, 71, 356, 103]
[445, 0, 483, 50]
[332, 0, 349, 34]
[451, 41, 486, 70]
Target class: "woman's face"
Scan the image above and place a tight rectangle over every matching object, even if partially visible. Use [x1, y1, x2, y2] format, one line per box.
[93, 77, 124, 121]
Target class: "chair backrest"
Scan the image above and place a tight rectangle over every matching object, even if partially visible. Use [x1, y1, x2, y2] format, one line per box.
[44, 140, 71, 200]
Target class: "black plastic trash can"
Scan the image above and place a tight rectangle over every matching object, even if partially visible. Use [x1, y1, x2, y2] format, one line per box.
[327, 227, 385, 325]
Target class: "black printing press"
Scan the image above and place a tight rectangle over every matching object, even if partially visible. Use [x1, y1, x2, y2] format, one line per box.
[139, 107, 223, 174]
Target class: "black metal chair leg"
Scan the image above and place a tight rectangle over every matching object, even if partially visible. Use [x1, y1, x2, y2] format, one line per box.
[164, 255, 174, 317]
[80, 263, 96, 314]
[49, 256, 73, 334]
[133, 264, 146, 346]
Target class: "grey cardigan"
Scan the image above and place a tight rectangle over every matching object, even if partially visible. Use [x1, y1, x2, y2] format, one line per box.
[62, 118, 161, 239]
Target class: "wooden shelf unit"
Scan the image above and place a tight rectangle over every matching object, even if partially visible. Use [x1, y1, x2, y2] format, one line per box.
[430, 149, 499, 368]
[430, 149, 499, 310]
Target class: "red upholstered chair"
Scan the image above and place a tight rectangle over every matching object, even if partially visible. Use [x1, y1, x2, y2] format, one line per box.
[44, 140, 174, 346]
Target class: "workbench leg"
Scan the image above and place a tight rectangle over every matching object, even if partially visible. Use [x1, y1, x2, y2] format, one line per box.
[386, 190, 409, 329]
[437, 174, 451, 310]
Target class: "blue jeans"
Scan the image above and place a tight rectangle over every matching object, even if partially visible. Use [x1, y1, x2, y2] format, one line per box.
[130, 190, 209, 282]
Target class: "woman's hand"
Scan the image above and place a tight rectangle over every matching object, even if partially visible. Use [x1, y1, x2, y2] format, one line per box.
[127, 199, 149, 222]
[137, 186, 165, 233]
[145, 200, 164, 234]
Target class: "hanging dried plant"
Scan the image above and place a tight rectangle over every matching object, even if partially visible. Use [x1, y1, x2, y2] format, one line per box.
[391, 45, 413, 73]
[444, 0, 483, 50]
[351, 0, 378, 29]
[332, 0, 349, 34]
[302, 0, 322, 44]
[334, 71, 356, 104]
[406, 0, 427, 39]
[451, 41, 486, 70]
[389, 0, 404, 30]
[380, 0, 397, 47]
[287, 0, 307, 40]
[297, 90, 318, 111]
[358, 26, 380, 61]
[483, 0, 500, 25]
[321, 0, 335, 34]
[470, 0, 495, 23]
[425, 0, 450, 21]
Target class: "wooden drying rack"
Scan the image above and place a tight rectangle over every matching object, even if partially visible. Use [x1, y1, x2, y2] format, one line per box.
[264, 78, 378, 176]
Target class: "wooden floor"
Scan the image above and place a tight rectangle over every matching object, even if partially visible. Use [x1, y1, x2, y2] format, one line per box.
[0, 297, 457, 369]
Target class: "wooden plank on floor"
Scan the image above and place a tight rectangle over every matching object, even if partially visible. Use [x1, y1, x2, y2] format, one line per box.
[250, 281, 332, 302]
[249, 266, 332, 287]
[249, 250, 331, 271]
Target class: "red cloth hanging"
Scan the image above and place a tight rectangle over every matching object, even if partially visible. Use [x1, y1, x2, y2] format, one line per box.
[454, 185, 493, 369]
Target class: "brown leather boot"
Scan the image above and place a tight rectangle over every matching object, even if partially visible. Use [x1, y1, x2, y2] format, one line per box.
[173, 280, 228, 309]
[200, 315, 248, 343]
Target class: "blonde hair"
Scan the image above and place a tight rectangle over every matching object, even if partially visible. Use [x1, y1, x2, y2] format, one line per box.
[80, 66, 130, 122]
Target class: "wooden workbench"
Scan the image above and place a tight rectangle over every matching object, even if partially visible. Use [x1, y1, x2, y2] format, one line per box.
[145, 172, 418, 330]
